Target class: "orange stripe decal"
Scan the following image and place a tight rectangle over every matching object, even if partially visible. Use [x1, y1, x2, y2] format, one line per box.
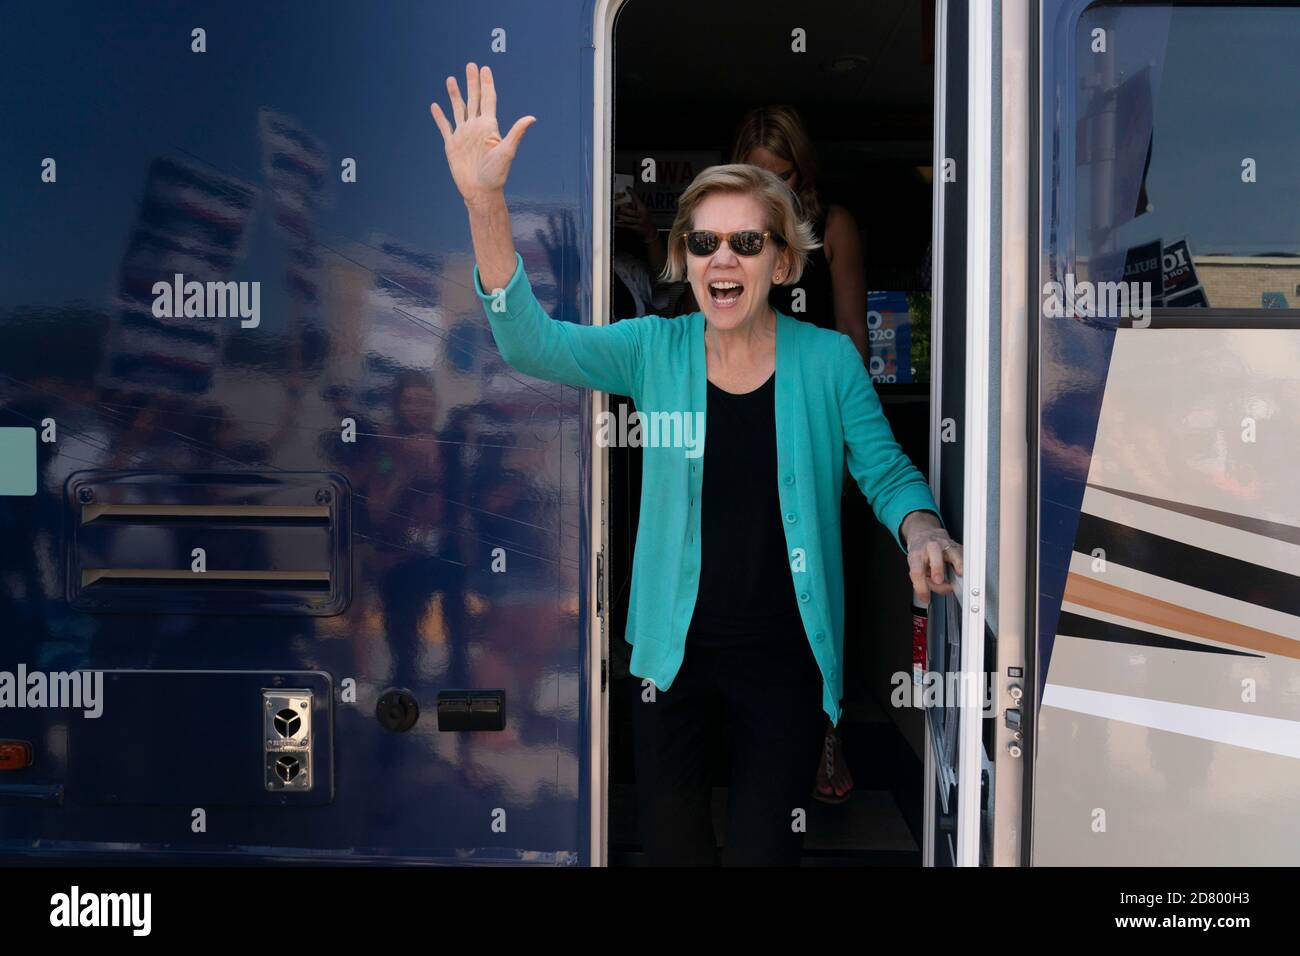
[1063, 572, 1300, 660]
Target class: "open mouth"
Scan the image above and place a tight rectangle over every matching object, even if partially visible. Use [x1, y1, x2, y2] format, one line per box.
[708, 280, 744, 308]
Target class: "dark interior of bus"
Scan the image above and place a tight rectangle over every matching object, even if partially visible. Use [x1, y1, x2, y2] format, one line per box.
[607, 0, 938, 865]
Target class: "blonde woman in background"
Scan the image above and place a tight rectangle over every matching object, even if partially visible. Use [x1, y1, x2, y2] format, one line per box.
[731, 104, 869, 361]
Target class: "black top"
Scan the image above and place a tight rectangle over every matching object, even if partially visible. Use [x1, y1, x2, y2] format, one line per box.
[688, 370, 806, 646]
[768, 204, 834, 330]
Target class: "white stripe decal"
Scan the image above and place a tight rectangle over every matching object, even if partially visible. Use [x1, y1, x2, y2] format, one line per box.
[1042, 683, 1300, 759]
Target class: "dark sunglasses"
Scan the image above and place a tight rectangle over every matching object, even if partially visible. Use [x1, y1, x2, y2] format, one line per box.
[683, 229, 781, 257]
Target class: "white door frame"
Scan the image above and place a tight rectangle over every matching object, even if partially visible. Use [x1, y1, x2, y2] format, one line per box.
[588, 0, 626, 868]
[958, 0, 994, 868]
[925, 0, 995, 867]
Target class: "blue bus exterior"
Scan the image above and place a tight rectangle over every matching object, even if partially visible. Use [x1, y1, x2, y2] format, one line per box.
[0, 0, 600, 864]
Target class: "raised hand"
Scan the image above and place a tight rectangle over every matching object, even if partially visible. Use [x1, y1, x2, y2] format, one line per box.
[430, 62, 536, 207]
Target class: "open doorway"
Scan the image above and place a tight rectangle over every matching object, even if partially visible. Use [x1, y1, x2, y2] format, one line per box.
[603, 0, 937, 865]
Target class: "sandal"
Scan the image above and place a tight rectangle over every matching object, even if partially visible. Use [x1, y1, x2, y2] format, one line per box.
[813, 723, 853, 804]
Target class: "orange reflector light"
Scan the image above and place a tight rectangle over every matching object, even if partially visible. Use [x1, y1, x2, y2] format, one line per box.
[0, 741, 33, 770]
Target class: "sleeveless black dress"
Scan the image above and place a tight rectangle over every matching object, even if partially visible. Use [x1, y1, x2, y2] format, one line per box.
[768, 204, 834, 331]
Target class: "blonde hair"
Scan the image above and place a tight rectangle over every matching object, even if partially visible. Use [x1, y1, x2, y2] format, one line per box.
[728, 104, 823, 226]
[659, 163, 821, 286]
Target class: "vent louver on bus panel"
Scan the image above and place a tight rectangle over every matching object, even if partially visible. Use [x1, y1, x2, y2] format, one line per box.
[65, 472, 351, 615]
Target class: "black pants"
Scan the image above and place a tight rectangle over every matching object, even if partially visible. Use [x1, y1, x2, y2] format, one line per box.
[631, 622, 827, 866]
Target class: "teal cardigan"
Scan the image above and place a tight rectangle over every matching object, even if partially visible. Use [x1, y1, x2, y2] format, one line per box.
[473, 251, 941, 725]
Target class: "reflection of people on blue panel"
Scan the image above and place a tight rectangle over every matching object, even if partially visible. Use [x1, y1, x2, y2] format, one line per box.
[367, 368, 454, 692]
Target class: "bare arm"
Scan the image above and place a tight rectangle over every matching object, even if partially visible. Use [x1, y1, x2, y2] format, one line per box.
[465, 192, 518, 292]
[825, 205, 869, 362]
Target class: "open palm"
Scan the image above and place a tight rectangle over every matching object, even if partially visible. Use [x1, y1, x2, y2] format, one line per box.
[430, 62, 535, 206]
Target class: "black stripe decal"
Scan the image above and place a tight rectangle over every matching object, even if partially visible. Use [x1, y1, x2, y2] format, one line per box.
[1075, 512, 1300, 619]
[1086, 482, 1300, 547]
[1057, 611, 1264, 658]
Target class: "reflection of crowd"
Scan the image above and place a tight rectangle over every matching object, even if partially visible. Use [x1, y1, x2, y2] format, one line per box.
[335, 361, 570, 776]
[0, 301, 560, 738]
[0, 307, 287, 673]
[346, 369, 451, 687]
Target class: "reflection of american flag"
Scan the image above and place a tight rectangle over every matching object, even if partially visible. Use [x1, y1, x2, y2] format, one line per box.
[359, 233, 444, 391]
[367, 234, 441, 307]
[258, 109, 328, 311]
[258, 109, 327, 217]
[103, 155, 258, 395]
